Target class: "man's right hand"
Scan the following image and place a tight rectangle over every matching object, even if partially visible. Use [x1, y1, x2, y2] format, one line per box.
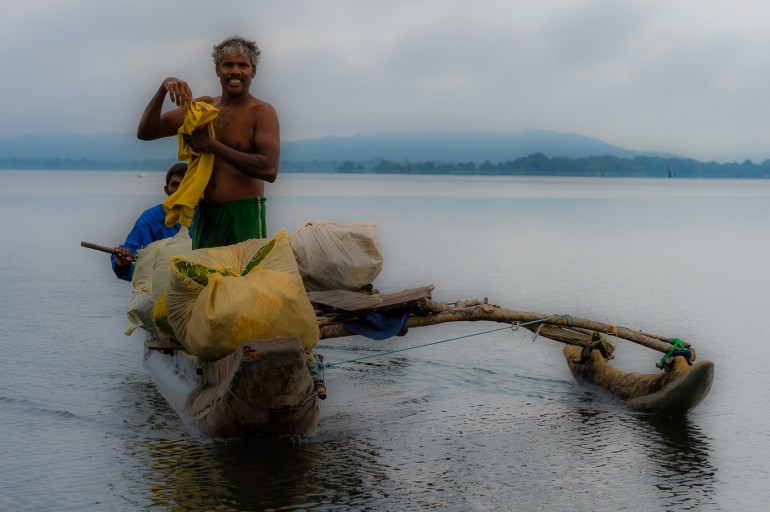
[113, 247, 135, 267]
[163, 77, 193, 107]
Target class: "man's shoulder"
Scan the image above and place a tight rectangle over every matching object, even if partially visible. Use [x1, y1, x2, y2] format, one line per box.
[139, 204, 167, 221]
[249, 96, 275, 110]
[247, 98, 277, 124]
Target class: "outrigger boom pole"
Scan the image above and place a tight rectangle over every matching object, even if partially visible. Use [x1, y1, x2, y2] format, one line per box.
[319, 298, 695, 360]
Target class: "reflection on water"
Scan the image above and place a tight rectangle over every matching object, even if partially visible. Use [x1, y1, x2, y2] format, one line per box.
[568, 406, 717, 510]
[116, 401, 720, 511]
[639, 414, 717, 510]
[130, 437, 321, 511]
[123, 433, 398, 511]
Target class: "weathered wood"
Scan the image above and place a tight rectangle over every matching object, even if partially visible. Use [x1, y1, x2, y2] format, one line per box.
[563, 345, 714, 413]
[522, 323, 612, 354]
[308, 285, 434, 314]
[317, 297, 713, 413]
[145, 339, 185, 351]
[81, 240, 119, 255]
[319, 298, 690, 357]
[309, 290, 384, 311]
[144, 336, 319, 437]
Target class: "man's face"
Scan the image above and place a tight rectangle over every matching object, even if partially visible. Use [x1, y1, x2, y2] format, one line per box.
[216, 55, 255, 95]
[165, 175, 183, 196]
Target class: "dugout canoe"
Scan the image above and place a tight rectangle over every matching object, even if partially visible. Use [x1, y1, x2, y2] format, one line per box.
[144, 336, 321, 438]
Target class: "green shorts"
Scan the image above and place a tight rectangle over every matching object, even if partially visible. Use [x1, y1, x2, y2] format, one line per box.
[192, 197, 267, 249]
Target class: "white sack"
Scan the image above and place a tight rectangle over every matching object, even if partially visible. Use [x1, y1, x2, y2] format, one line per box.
[290, 220, 383, 291]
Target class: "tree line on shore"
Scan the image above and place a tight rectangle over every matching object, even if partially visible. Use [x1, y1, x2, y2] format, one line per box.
[4, 152, 770, 178]
[285, 153, 770, 178]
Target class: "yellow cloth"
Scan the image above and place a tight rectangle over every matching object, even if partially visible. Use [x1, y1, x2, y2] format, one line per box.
[163, 100, 219, 227]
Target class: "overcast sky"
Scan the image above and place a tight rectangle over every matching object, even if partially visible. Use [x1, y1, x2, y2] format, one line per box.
[3, 0, 770, 162]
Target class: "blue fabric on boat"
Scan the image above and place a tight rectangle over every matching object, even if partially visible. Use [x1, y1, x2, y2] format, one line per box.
[341, 309, 411, 340]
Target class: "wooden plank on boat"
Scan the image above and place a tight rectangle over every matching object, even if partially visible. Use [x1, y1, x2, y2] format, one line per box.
[308, 285, 434, 314]
[145, 339, 185, 351]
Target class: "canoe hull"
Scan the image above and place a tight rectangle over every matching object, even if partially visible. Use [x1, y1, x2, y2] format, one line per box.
[144, 337, 319, 437]
[563, 345, 714, 414]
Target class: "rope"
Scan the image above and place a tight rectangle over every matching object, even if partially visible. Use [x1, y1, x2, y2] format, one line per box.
[323, 314, 572, 369]
[577, 332, 616, 362]
[657, 337, 691, 368]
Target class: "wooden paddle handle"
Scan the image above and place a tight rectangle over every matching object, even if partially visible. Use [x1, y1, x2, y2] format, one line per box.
[80, 241, 134, 260]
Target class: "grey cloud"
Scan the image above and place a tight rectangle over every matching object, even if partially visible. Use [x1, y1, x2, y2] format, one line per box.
[3, 0, 770, 161]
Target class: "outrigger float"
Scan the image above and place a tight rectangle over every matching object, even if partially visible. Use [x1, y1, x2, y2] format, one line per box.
[143, 284, 714, 438]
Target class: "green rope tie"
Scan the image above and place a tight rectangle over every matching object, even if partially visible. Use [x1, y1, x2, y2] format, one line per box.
[658, 337, 686, 368]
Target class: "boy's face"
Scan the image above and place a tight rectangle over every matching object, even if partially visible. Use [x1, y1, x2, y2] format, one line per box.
[165, 175, 183, 196]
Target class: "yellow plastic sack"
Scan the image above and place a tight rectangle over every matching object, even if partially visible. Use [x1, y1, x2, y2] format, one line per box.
[124, 238, 158, 336]
[165, 229, 319, 360]
[150, 228, 193, 304]
[180, 270, 317, 360]
[125, 228, 192, 337]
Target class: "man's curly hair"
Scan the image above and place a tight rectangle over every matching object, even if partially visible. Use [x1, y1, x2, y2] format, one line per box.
[212, 36, 261, 69]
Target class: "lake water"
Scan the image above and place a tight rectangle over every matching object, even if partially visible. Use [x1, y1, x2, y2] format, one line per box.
[1, 170, 769, 511]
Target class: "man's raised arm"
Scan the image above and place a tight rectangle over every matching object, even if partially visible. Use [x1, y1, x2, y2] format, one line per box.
[137, 77, 191, 141]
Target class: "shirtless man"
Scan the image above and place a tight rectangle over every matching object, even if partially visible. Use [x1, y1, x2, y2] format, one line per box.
[137, 36, 280, 249]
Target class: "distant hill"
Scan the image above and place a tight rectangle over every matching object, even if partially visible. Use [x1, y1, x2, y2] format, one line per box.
[0, 129, 676, 164]
[280, 131, 677, 162]
[0, 132, 177, 161]
[4, 130, 767, 177]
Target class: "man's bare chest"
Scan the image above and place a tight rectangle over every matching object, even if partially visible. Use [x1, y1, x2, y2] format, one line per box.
[213, 110, 255, 150]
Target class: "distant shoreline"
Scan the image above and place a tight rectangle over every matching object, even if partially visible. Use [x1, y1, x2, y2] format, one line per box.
[3, 153, 769, 179]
